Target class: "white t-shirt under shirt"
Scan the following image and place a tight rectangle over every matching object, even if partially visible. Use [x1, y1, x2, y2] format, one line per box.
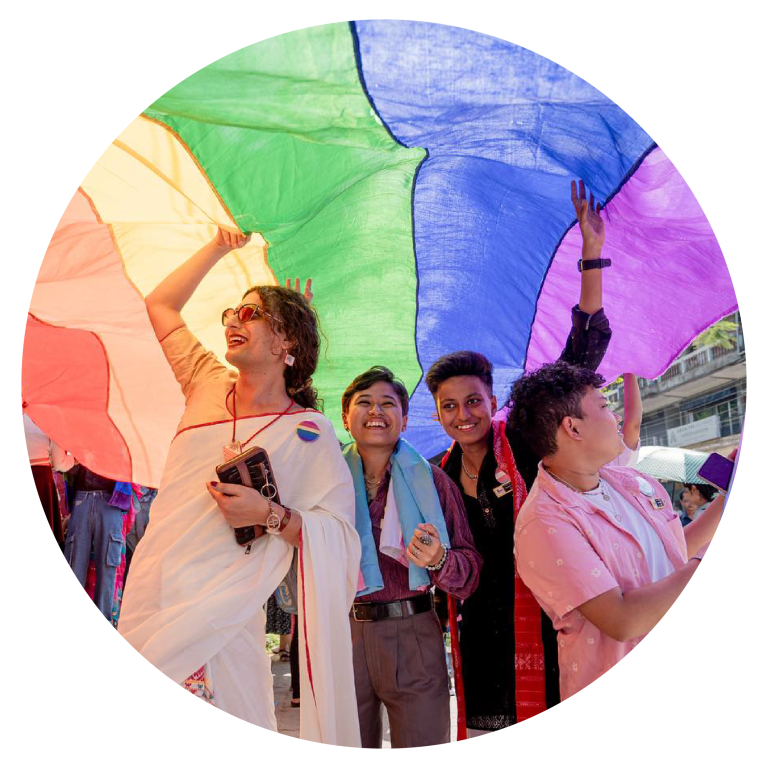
[581, 478, 675, 582]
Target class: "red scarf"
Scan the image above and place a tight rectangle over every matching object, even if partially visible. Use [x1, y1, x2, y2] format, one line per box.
[443, 416, 547, 736]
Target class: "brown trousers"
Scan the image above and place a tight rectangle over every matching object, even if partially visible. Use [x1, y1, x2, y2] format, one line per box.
[350, 608, 450, 748]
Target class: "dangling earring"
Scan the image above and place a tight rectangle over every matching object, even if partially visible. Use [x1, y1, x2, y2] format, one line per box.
[284, 353, 295, 367]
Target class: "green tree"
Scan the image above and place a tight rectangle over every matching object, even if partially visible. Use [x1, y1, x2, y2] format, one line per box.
[692, 319, 739, 351]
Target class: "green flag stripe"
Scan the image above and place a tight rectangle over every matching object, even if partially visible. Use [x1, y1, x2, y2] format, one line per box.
[144, 23, 426, 434]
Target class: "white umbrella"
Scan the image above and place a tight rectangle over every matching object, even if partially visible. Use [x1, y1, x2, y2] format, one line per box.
[635, 446, 709, 483]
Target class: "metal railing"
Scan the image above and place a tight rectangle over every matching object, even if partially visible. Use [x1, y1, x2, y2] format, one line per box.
[637, 338, 744, 397]
[639, 411, 743, 447]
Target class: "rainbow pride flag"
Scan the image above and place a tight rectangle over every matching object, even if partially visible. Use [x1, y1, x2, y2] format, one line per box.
[22, 21, 737, 486]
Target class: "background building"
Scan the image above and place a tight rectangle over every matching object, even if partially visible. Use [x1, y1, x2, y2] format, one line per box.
[606, 311, 746, 457]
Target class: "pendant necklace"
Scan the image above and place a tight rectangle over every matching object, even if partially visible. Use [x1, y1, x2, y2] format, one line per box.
[364, 473, 382, 501]
[461, 455, 479, 480]
[223, 382, 295, 461]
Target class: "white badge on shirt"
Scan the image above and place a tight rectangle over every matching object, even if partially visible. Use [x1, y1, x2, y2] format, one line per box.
[637, 476, 666, 509]
[636, 476, 654, 497]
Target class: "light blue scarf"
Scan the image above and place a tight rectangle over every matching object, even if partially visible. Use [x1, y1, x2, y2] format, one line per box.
[343, 438, 450, 596]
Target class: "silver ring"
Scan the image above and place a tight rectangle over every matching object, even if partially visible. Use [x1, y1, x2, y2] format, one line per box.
[419, 534, 433, 546]
[410, 546, 419, 556]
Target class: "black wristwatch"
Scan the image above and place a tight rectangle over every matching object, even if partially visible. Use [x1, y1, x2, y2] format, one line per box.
[578, 258, 612, 272]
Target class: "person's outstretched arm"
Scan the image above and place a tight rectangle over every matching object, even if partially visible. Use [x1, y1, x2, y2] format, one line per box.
[517, 506, 701, 645]
[577, 559, 700, 642]
[573, 179, 606, 315]
[682, 489, 725, 559]
[621, 373, 642, 450]
[145, 227, 251, 341]
[557, 181, 612, 371]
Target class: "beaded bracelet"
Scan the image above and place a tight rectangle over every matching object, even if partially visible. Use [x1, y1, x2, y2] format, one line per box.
[425, 546, 448, 572]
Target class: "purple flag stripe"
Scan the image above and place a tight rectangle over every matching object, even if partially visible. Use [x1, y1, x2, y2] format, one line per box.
[526, 147, 738, 382]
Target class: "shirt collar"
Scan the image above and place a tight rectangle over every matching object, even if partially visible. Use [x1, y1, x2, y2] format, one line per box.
[536, 461, 646, 512]
[443, 430, 495, 478]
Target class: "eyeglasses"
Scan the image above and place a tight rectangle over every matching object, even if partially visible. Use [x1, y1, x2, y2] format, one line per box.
[221, 304, 277, 326]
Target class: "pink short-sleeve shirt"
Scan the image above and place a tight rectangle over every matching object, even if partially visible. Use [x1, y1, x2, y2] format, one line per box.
[514, 464, 688, 700]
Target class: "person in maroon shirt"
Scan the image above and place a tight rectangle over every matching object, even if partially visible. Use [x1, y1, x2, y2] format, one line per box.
[341, 365, 481, 748]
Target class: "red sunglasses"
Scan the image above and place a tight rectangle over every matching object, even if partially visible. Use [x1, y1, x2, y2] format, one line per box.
[221, 303, 277, 326]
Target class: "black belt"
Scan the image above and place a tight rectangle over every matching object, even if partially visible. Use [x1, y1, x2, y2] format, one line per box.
[350, 593, 433, 622]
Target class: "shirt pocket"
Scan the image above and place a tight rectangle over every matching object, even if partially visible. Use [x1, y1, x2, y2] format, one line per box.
[657, 507, 678, 524]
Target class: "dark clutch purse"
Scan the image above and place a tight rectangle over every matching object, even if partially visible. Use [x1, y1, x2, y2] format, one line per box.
[215, 445, 281, 546]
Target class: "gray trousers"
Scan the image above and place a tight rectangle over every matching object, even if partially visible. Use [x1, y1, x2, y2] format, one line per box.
[350, 608, 450, 748]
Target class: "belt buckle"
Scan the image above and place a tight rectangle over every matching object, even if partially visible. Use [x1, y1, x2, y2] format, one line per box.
[352, 604, 373, 622]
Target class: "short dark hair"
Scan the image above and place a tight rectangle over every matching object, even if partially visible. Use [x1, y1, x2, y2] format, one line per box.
[683, 482, 717, 502]
[341, 366, 410, 416]
[509, 361, 605, 458]
[425, 351, 494, 397]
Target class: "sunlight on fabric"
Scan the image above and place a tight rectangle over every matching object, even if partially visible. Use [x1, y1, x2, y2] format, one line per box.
[81, 115, 274, 362]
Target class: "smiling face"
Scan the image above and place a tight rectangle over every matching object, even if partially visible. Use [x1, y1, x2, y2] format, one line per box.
[435, 375, 496, 451]
[223, 291, 287, 371]
[344, 380, 407, 452]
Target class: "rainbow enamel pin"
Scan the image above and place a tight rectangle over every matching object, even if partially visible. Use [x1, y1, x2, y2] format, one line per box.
[296, 421, 321, 443]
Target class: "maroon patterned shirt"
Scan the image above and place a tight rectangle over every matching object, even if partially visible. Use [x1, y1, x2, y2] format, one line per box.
[356, 464, 482, 603]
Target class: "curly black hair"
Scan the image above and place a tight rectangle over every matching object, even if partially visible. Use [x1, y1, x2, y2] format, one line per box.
[242, 285, 321, 410]
[509, 361, 605, 458]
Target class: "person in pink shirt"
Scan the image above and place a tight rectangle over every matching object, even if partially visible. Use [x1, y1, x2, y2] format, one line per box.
[511, 362, 727, 700]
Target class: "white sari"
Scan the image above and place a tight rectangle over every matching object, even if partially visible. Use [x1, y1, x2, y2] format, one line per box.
[118, 410, 361, 746]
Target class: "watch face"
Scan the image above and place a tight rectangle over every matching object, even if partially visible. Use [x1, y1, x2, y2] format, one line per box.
[266, 512, 281, 533]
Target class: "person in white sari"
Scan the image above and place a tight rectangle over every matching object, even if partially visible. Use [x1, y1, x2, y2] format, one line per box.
[118, 228, 361, 746]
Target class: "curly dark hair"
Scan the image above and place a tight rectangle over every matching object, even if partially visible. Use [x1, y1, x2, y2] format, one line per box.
[242, 285, 321, 410]
[509, 361, 605, 458]
[425, 351, 494, 397]
[341, 366, 410, 417]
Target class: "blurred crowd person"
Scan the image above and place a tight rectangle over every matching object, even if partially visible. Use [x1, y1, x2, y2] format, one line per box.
[683, 482, 717, 521]
[24, 409, 76, 548]
[25, 403, 158, 623]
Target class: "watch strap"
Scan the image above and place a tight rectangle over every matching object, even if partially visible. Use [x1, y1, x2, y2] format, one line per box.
[578, 257, 611, 272]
